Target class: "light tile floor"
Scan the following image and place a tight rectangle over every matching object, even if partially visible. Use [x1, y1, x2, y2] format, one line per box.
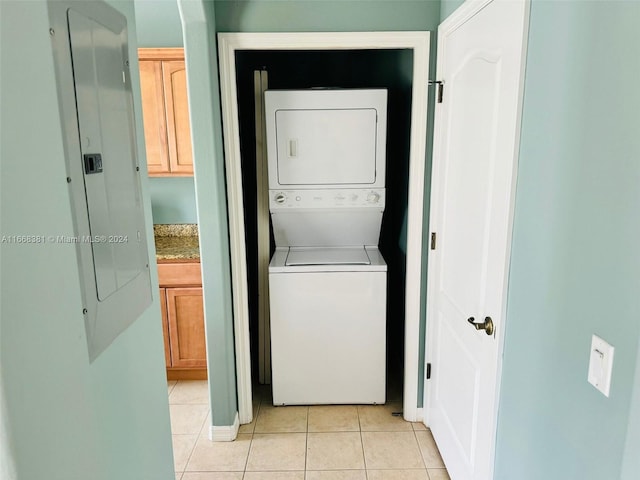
[168, 380, 450, 480]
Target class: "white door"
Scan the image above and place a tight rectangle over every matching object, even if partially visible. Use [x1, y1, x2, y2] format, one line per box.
[424, 1, 529, 479]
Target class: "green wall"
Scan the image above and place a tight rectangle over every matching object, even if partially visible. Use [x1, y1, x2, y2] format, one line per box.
[135, 0, 183, 47]
[215, 0, 440, 32]
[135, 0, 199, 225]
[621, 333, 640, 479]
[149, 177, 198, 224]
[0, 1, 174, 479]
[493, 1, 640, 478]
[439, 0, 462, 21]
[178, 0, 239, 428]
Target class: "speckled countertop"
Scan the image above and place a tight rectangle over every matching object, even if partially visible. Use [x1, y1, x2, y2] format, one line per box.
[154, 224, 200, 261]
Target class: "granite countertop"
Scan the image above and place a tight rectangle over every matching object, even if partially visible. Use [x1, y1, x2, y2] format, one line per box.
[154, 224, 200, 261]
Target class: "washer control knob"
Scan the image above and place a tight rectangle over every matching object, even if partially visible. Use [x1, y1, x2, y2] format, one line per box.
[367, 191, 381, 203]
[274, 192, 287, 204]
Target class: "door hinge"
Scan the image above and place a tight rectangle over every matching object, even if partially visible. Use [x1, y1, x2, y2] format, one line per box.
[426, 363, 432, 380]
[429, 80, 444, 103]
[430, 232, 437, 250]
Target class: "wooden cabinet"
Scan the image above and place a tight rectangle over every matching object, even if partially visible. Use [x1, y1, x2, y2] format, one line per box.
[166, 287, 206, 368]
[139, 48, 193, 176]
[158, 261, 206, 379]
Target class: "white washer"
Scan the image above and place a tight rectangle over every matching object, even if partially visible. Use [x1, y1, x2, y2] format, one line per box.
[269, 247, 386, 405]
[265, 89, 388, 405]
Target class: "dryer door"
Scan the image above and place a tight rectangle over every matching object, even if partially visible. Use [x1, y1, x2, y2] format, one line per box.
[265, 89, 388, 190]
[275, 108, 377, 186]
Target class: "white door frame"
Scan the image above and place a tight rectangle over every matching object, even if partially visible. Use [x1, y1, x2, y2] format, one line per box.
[424, 0, 529, 477]
[218, 31, 431, 424]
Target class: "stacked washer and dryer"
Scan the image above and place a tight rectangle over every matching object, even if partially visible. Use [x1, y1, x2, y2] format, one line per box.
[265, 89, 388, 406]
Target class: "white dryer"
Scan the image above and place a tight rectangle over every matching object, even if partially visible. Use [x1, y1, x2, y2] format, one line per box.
[265, 89, 388, 405]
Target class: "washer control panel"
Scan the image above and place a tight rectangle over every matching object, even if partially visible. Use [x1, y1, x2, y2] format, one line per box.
[270, 188, 385, 209]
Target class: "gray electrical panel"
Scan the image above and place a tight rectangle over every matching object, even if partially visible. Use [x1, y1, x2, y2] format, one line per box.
[49, 1, 152, 361]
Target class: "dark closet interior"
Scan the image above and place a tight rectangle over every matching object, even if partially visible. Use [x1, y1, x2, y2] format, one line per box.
[234, 49, 414, 400]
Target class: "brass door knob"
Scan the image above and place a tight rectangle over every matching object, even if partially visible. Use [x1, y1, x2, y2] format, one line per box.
[467, 316, 494, 336]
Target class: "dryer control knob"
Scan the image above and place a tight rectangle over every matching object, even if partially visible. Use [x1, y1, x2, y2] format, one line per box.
[367, 192, 381, 203]
[274, 192, 287, 204]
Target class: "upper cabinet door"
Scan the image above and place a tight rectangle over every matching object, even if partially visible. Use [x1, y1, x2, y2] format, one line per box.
[138, 48, 193, 176]
[163, 61, 194, 175]
[139, 60, 169, 174]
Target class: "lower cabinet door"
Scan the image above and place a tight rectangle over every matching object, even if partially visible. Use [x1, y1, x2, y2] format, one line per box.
[166, 287, 207, 368]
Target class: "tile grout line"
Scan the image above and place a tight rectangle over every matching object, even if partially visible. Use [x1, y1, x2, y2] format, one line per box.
[304, 405, 310, 474]
[180, 401, 208, 476]
[173, 380, 210, 477]
[169, 380, 189, 478]
[243, 391, 264, 475]
[174, 433, 198, 477]
[356, 405, 370, 480]
[167, 380, 178, 397]
[413, 425, 428, 471]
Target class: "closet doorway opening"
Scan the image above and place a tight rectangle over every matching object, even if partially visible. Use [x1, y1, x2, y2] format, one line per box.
[217, 32, 430, 424]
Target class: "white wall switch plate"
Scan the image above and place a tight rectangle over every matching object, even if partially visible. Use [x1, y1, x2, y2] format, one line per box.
[588, 334, 615, 397]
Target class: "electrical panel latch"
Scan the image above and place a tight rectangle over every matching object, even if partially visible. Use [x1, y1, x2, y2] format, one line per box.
[83, 153, 103, 174]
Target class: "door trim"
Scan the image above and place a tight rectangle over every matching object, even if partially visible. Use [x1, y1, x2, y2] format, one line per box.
[218, 31, 431, 424]
[424, 0, 530, 477]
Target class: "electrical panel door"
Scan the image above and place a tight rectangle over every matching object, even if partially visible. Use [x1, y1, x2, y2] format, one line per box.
[50, 1, 152, 361]
[68, 9, 146, 301]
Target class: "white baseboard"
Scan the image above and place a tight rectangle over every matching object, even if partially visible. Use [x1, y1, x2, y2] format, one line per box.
[415, 407, 425, 424]
[209, 412, 239, 442]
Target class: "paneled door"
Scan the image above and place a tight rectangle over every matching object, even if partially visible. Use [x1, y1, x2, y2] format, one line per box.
[425, 1, 529, 479]
[163, 61, 193, 174]
[166, 287, 207, 368]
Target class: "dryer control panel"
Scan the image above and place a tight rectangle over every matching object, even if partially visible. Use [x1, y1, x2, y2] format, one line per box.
[270, 188, 385, 210]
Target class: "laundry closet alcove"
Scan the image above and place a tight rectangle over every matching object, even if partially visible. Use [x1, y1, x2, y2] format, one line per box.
[217, 32, 431, 425]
